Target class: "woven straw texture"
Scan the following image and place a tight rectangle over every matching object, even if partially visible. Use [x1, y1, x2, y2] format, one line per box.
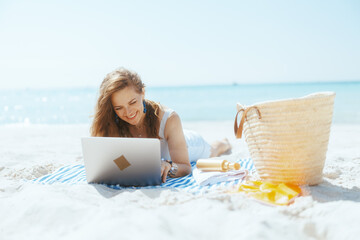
[235, 92, 336, 185]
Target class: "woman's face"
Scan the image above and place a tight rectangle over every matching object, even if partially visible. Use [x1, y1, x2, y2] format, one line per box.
[111, 86, 145, 126]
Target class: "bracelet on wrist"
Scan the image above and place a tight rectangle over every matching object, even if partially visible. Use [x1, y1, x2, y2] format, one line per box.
[164, 159, 178, 178]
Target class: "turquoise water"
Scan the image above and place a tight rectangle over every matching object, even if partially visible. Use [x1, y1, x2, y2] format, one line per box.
[0, 81, 359, 125]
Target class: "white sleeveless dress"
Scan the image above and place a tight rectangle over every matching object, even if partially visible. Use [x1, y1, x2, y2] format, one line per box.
[159, 108, 211, 162]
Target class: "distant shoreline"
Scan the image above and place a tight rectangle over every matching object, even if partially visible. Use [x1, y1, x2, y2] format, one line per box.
[1, 80, 360, 92]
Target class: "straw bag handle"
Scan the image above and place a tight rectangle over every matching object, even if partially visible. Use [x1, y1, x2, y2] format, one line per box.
[234, 106, 262, 138]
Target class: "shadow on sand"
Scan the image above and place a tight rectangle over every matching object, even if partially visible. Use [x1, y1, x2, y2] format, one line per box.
[91, 184, 179, 199]
[89, 178, 360, 203]
[309, 180, 360, 203]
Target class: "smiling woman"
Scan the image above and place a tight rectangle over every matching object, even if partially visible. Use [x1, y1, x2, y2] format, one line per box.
[91, 68, 161, 138]
[90, 67, 231, 182]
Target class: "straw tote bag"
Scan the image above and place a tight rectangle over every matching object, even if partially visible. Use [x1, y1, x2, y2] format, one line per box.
[234, 92, 336, 185]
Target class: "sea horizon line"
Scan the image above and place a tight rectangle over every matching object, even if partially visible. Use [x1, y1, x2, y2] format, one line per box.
[0, 79, 359, 91]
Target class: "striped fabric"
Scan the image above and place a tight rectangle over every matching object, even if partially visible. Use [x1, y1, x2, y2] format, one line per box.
[32, 158, 255, 193]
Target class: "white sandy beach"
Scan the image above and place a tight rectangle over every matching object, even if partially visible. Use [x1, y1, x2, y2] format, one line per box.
[1, 121, 360, 240]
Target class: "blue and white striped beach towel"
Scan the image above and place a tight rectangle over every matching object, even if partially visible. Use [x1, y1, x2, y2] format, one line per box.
[32, 158, 255, 193]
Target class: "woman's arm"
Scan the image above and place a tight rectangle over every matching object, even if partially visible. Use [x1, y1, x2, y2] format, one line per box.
[161, 112, 192, 182]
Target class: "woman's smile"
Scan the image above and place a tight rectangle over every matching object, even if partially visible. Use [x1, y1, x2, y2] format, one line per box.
[127, 111, 138, 120]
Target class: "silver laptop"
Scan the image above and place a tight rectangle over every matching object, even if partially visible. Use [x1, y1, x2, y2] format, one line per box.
[81, 137, 162, 186]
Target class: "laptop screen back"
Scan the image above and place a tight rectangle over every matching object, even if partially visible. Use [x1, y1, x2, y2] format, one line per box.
[81, 137, 161, 186]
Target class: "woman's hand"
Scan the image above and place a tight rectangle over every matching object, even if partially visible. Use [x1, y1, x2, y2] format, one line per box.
[160, 161, 171, 183]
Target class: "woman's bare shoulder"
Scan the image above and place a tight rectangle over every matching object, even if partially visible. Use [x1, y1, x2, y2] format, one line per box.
[164, 111, 182, 133]
[157, 104, 176, 119]
[157, 104, 165, 120]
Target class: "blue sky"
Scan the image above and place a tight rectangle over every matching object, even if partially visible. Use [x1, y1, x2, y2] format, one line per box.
[0, 0, 359, 89]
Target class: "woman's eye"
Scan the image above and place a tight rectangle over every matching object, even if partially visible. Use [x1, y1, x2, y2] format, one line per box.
[130, 101, 136, 105]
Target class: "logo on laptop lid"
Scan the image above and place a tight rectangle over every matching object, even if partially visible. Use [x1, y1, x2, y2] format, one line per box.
[113, 155, 131, 171]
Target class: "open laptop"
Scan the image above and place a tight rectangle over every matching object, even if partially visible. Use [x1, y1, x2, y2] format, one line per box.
[81, 137, 162, 186]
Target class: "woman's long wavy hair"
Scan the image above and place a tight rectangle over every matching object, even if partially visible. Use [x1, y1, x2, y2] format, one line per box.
[91, 67, 161, 138]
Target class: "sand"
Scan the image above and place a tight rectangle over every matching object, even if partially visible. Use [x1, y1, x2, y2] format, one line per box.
[1, 121, 360, 240]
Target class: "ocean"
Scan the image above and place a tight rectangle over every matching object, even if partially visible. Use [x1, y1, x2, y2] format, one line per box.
[1, 81, 359, 125]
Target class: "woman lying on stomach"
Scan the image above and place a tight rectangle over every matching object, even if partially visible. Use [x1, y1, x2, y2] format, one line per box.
[91, 67, 231, 183]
